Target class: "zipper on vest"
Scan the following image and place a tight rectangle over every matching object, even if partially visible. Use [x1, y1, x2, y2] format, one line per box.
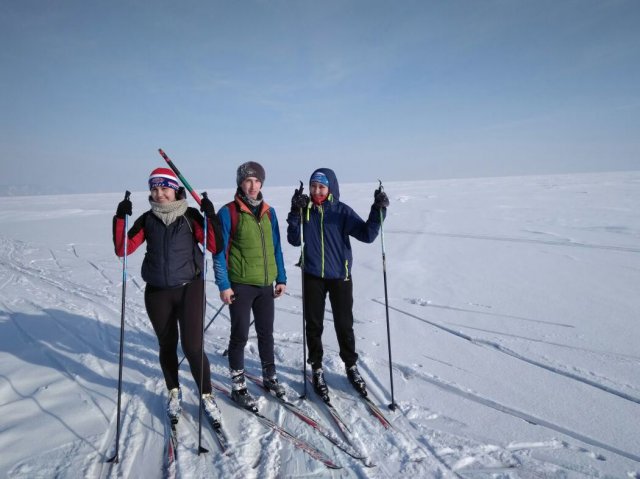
[344, 259, 349, 280]
[257, 215, 269, 285]
[164, 223, 171, 287]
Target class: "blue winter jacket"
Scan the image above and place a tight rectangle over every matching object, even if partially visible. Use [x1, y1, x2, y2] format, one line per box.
[286, 168, 385, 280]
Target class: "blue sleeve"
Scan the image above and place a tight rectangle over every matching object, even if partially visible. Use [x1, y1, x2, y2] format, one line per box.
[271, 208, 287, 285]
[212, 205, 232, 291]
[286, 209, 301, 246]
[345, 204, 383, 244]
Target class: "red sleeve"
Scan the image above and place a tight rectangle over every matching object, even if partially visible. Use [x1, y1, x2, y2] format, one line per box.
[189, 208, 222, 254]
[192, 218, 219, 254]
[113, 215, 146, 257]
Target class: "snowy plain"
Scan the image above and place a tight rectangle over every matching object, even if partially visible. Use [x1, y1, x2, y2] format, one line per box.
[0, 171, 639, 478]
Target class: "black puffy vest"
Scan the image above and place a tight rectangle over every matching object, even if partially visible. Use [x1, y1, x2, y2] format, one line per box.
[141, 210, 203, 288]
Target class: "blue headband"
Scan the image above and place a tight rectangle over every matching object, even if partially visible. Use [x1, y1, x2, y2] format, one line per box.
[310, 171, 329, 187]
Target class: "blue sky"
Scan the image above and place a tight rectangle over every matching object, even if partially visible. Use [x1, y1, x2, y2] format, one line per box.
[1, 0, 639, 194]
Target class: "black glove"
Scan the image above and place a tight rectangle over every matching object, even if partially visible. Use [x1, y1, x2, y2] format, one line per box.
[200, 194, 216, 218]
[373, 187, 389, 209]
[116, 198, 132, 218]
[291, 185, 309, 211]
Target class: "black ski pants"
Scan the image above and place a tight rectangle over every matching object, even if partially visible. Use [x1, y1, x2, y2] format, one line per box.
[227, 283, 277, 378]
[145, 279, 212, 394]
[304, 273, 358, 370]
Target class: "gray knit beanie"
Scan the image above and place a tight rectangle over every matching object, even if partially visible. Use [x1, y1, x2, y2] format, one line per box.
[236, 161, 266, 186]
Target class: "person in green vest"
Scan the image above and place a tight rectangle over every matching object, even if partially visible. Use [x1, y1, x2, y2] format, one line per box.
[213, 161, 287, 408]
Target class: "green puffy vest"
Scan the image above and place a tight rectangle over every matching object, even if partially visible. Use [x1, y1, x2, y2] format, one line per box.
[228, 205, 277, 286]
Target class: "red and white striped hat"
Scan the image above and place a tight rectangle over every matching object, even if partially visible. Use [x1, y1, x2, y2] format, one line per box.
[148, 168, 180, 191]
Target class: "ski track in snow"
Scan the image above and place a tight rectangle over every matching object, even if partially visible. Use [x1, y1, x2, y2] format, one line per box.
[389, 359, 640, 465]
[403, 297, 575, 328]
[366, 298, 640, 467]
[446, 321, 640, 365]
[375, 299, 640, 406]
[389, 229, 640, 254]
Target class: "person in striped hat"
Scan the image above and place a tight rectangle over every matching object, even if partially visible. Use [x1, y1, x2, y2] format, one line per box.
[112, 167, 224, 424]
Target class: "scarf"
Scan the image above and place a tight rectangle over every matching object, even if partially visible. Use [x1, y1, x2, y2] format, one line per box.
[149, 199, 188, 226]
[237, 188, 263, 215]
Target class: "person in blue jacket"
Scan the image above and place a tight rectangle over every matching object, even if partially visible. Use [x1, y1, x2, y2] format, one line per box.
[286, 168, 389, 398]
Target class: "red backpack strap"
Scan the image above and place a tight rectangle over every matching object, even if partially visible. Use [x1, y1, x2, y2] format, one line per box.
[225, 201, 240, 262]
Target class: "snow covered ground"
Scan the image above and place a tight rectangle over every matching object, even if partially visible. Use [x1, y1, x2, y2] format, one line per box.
[0, 171, 639, 478]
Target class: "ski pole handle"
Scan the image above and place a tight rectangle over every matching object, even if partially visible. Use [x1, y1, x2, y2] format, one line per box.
[158, 148, 202, 205]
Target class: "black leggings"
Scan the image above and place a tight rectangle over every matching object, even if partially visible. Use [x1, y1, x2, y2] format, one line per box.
[304, 273, 358, 370]
[145, 279, 211, 394]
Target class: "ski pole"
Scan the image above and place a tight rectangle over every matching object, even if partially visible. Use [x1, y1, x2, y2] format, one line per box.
[378, 180, 397, 410]
[297, 181, 308, 399]
[107, 190, 131, 464]
[179, 301, 227, 365]
[158, 148, 202, 206]
[197, 193, 210, 455]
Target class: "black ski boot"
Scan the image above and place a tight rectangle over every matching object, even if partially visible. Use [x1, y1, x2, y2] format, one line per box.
[312, 368, 330, 400]
[346, 365, 367, 397]
[263, 376, 286, 398]
[231, 369, 257, 410]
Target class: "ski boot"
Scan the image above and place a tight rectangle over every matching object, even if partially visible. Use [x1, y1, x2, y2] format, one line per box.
[263, 375, 286, 399]
[231, 369, 257, 410]
[346, 364, 368, 397]
[312, 368, 330, 401]
[166, 387, 182, 424]
[201, 393, 222, 428]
